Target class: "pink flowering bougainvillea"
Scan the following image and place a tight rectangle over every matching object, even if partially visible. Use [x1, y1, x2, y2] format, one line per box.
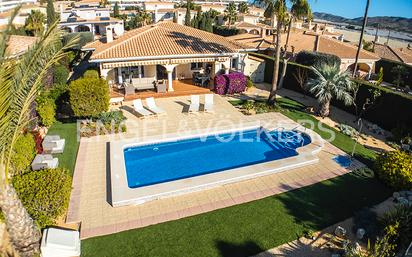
[214, 72, 247, 95]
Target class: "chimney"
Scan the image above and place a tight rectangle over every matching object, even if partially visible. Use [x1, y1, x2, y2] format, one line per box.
[315, 35, 320, 52]
[106, 26, 113, 43]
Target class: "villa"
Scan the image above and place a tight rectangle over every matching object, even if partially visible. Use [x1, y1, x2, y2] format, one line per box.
[82, 21, 266, 98]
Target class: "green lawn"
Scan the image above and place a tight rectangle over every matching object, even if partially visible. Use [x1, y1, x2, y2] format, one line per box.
[82, 173, 391, 257]
[47, 122, 79, 175]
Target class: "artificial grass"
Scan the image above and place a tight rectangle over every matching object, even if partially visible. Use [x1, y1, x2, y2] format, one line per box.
[82, 173, 392, 257]
[47, 122, 79, 175]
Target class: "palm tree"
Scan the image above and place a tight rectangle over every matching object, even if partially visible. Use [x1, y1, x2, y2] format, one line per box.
[284, 0, 311, 53]
[224, 3, 238, 27]
[0, 15, 76, 256]
[306, 64, 356, 117]
[238, 2, 249, 13]
[352, 0, 370, 77]
[24, 10, 46, 36]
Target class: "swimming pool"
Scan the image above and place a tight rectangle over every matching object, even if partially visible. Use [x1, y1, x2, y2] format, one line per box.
[124, 129, 311, 188]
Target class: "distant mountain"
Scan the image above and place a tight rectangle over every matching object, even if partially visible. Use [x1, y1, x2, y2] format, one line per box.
[313, 12, 412, 34]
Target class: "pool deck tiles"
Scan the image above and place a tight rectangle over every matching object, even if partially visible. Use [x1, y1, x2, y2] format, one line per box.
[66, 95, 364, 239]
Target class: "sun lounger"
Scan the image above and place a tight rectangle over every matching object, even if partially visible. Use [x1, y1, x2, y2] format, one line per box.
[43, 135, 65, 154]
[204, 94, 214, 113]
[188, 95, 200, 113]
[146, 97, 166, 115]
[31, 154, 58, 171]
[41, 228, 81, 257]
[133, 99, 153, 118]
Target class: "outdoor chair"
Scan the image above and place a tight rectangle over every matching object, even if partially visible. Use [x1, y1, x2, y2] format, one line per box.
[31, 154, 58, 171]
[40, 228, 81, 257]
[133, 99, 153, 118]
[204, 94, 214, 113]
[188, 95, 200, 113]
[42, 135, 65, 154]
[146, 97, 166, 116]
[124, 82, 135, 96]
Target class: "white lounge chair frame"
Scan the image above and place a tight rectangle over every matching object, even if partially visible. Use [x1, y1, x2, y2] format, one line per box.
[188, 95, 200, 113]
[146, 97, 166, 116]
[133, 99, 153, 118]
[204, 94, 214, 113]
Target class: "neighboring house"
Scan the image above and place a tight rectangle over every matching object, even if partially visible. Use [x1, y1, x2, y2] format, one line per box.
[228, 29, 380, 76]
[200, 4, 226, 13]
[0, 4, 46, 29]
[248, 6, 265, 17]
[82, 21, 267, 90]
[5, 35, 37, 57]
[374, 43, 412, 65]
[58, 0, 124, 37]
[225, 22, 273, 36]
[0, 0, 37, 13]
[143, 1, 174, 12]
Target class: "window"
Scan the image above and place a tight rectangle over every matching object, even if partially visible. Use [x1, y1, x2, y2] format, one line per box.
[231, 58, 239, 70]
[191, 62, 203, 70]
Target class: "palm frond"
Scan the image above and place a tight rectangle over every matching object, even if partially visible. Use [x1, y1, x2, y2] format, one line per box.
[0, 6, 21, 61]
[0, 21, 77, 181]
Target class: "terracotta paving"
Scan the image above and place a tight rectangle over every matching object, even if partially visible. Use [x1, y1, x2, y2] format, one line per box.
[110, 79, 211, 100]
[66, 95, 364, 239]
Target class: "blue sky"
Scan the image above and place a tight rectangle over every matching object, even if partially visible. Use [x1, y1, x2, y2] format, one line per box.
[305, 0, 412, 19]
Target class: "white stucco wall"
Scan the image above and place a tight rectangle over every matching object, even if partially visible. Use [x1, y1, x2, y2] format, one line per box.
[242, 55, 265, 83]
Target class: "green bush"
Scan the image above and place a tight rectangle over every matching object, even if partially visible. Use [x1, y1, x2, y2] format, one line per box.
[13, 168, 72, 228]
[381, 204, 412, 252]
[375, 150, 412, 190]
[83, 69, 99, 78]
[295, 50, 341, 68]
[53, 64, 70, 85]
[96, 110, 126, 124]
[212, 25, 239, 36]
[36, 97, 56, 127]
[246, 77, 254, 88]
[69, 77, 109, 117]
[376, 59, 412, 87]
[48, 83, 69, 101]
[10, 133, 36, 175]
[62, 32, 94, 49]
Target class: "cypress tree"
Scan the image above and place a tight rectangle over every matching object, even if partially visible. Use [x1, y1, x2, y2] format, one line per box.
[46, 0, 56, 26]
[184, 0, 191, 26]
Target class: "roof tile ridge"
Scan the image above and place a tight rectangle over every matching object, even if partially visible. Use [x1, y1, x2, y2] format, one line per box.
[389, 45, 407, 62]
[94, 25, 158, 58]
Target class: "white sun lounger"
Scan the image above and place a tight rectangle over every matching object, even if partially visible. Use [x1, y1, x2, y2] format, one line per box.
[31, 154, 59, 171]
[146, 97, 166, 115]
[188, 95, 200, 113]
[133, 99, 153, 118]
[43, 135, 65, 154]
[204, 94, 214, 113]
[40, 228, 81, 257]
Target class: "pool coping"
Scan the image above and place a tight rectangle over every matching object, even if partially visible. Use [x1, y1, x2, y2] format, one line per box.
[110, 124, 324, 207]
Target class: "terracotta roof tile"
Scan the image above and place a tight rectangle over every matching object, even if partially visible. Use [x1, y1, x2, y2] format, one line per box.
[392, 47, 412, 63]
[373, 43, 402, 62]
[87, 22, 246, 61]
[6, 35, 37, 57]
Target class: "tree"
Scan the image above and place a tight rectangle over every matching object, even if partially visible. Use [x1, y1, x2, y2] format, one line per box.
[224, 3, 237, 27]
[362, 39, 374, 52]
[284, 0, 311, 53]
[0, 13, 76, 256]
[352, 0, 370, 77]
[24, 10, 46, 36]
[391, 65, 409, 89]
[46, 0, 56, 26]
[113, 2, 120, 18]
[238, 2, 249, 13]
[306, 64, 355, 117]
[185, 0, 192, 26]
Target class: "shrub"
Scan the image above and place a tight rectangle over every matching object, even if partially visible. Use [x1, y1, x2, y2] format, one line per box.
[53, 64, 70, 85]
[246, 77, 254, 88]
[214, 72, 247, 95]
[69, 77, 109, 117]
[10, 133, 36, 175]
[381, 204, 412, 251]
[36, 97, 56, 127]
[62, 32, 94, 49]
[96, 110, 126, 125]
[375, 150, 412, 190]
[83, 69, 99, 78]
[295, 50, 341, 68]
[212, 25, 239, 36]
[13, 168, 72, 228]
[375, 59, 412, 87]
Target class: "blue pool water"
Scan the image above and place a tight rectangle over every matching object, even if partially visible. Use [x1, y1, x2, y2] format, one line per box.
[124, 129, 311, 188]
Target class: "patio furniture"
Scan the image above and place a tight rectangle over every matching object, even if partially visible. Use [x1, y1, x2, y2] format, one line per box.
[131, 77, 155, 91]
[42, 135, 65, 154]
[156, 80, 167, 93]
[146, 97, 166, 115]
[133, 99, 153, 118]
[31, 154, 58, 171]
[40, 227, 81, 257]
[124, 82, 135, 96]
[204, 94, 214, 113]
[110, 97, 124, 106]
[188, 95, 200, 113]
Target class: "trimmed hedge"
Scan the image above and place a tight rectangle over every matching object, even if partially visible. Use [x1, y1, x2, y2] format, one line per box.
[375, 59, 412, 87]
[13, 168, 72, 228]
[213, 26, 239, 36]
[295, 50, 341, 68]
[69, 77, 109, 117]
[260, 53, 412, 134]
[53, 64, 70, 85]
[10, 133, 36, 175]
[83, 69, 99, 78]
